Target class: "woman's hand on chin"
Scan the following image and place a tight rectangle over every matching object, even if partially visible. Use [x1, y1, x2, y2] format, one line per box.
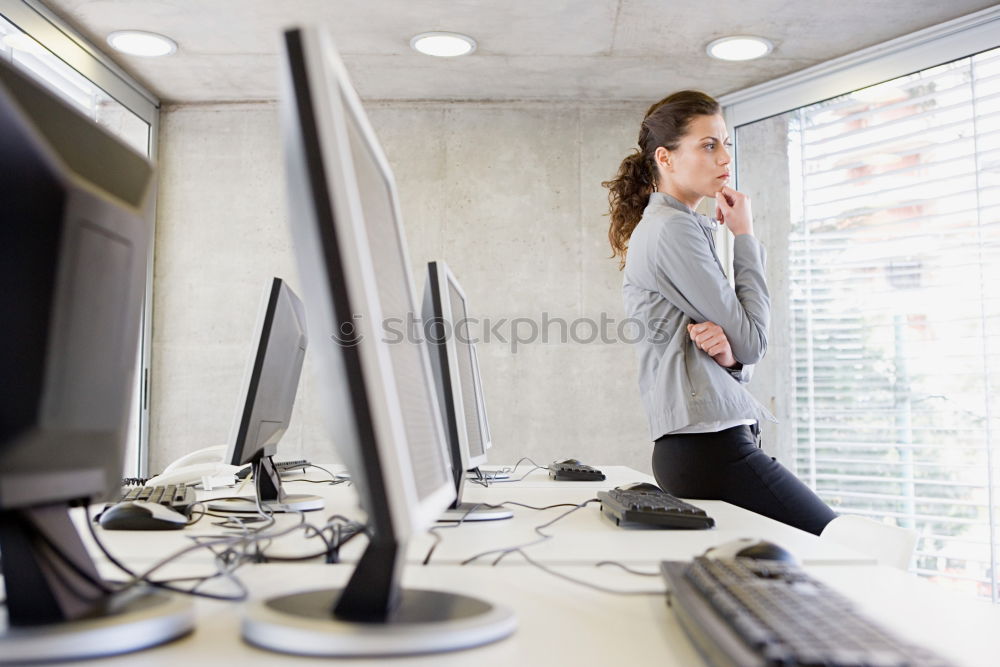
[715, 185, 753, 236]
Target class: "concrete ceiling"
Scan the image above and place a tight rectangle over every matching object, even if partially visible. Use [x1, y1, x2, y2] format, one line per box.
[41, 0, 1000, 104]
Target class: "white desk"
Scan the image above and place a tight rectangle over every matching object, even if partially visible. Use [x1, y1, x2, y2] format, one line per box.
[10, 465, 1000, 665]
[77, 466, 872, 567]
[33, 561, 999, 667]
[475, 464, 652, 488]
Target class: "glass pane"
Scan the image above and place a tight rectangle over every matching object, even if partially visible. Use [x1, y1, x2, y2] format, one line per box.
[736, 46, 1000, 602]
[0, 16, 149, 155]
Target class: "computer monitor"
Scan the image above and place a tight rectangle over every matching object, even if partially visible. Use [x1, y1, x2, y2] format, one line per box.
[422, 261, 510, 521]
[470, 343, 494, 451]
[208, 276, 322, 513]
[0, 59, 192, 661]
[240, 26, 515, 656]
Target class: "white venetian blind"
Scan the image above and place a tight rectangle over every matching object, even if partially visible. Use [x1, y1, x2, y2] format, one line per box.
[789, 46, 1000, 601]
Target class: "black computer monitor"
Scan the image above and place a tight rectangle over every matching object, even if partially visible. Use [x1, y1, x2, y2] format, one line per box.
[240, 26, 515, 656]
[0, 59, 192, 661]
[208, 276, 322, 513]
[423, 260, 510, 521]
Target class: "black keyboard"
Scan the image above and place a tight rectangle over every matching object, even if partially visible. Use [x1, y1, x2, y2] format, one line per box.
[660, 557, 952, 667]
[111, 484, 196, 513]
[548, 461, 606, 481]
[598, 488, 714, 529]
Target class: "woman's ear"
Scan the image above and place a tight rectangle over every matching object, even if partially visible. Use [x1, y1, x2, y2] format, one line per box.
[654, 146, 671, 171]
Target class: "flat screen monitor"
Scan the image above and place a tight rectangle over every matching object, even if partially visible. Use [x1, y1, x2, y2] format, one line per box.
[0, 58, 192, 661]
[470, 343, 494, 452]
[242, 26, 514, 656]
[210, 276, 321, 513]
[472, 345, 493, 450]
[422, 261, 510, 521]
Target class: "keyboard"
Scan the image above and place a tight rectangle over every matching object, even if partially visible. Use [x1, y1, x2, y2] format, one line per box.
[598, 487, 714, 529]
[548, 461, 606, 481]
[660, 557, 952, 667]
[111, 484, 197, 513]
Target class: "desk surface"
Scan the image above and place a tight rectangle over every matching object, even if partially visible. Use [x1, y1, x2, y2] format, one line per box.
[77, 465, 872, 567]
[13, 465, 1000, 665]
[46, 561, 1000, 667]
[475, 464, 650, 488]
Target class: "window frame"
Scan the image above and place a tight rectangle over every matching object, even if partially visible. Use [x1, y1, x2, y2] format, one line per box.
[1, 0, 160, 477]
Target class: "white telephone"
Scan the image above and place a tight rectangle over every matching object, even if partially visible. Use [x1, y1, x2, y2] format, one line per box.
[147, 445, 241, 489]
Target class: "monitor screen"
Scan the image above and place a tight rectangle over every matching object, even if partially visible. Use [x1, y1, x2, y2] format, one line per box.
[279, 22, 453, 559]
[470, 343, 494, 451]
[444, 269, 488, 464]
[0, 57, 194, 661]
[211, 277, 322, 513]
[225, 277, 307, 467]
[341, 108, 451, 504]
[422, 261, 510, 522]
[253, 26, 514, 654]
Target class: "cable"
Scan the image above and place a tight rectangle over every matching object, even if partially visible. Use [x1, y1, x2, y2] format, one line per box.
[467, 457, 549, 487]
[84, 501, 325, 601]
[295, 477, 349, 485]
[497, 500, 588, 511]
[85, 502, 248, 600]
[596, 561, 662, 577]
[301, 463, 342, 481]
[260, 522, 366, 563]
[459, 498, 601, 566]
[484, 457, 549, 484]
[251, 513, 365, 563]
[421, 500, 585, 565]
[506, 457, 548, 474]
[512, 549, 666, 596]
[422, 503, 488, 565]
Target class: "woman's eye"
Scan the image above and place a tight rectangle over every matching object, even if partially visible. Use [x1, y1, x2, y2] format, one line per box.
[705, 143, 715, 150]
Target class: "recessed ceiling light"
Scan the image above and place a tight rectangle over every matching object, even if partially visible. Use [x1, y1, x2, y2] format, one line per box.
[107, 30, 176, 57]
[3, 33, 48, 56]
[706, 36, 773, 62]
[410, 32, 476, 57]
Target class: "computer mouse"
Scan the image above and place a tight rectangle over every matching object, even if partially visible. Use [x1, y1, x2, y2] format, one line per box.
[557, 458, 581, 465]
[703, 538, 797, 564]
[99, 501, 188, 531]
[618, 482, 663, 492]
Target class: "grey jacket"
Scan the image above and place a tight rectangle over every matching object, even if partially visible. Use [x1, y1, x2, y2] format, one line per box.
[622, 192, 776, 440]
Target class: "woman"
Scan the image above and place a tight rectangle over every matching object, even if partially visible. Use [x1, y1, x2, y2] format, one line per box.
[603, 91, 835, 536]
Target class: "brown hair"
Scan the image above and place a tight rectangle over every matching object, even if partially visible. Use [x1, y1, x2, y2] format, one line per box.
[602, 91, 720, 269]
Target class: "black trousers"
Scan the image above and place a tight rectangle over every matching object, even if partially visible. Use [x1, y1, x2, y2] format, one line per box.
[652, 425, 836, 536]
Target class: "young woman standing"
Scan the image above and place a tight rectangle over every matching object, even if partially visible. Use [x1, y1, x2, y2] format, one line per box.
[604, 91, 835, 535]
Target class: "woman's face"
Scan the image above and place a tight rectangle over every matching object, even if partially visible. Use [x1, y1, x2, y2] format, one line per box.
[658, 113, 732, 206]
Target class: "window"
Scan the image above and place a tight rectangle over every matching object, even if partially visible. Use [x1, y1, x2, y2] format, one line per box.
[0, 18, 148, 153]
[1, 1, 159, 477]
[728, 10, 1000, 602]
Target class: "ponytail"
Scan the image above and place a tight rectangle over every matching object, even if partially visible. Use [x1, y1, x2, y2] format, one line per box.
[603, 151, 655, 270]
[602, 90, 721, 270]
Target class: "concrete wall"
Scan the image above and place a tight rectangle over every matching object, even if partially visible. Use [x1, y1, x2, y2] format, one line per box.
[150, 100, 657, 475]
